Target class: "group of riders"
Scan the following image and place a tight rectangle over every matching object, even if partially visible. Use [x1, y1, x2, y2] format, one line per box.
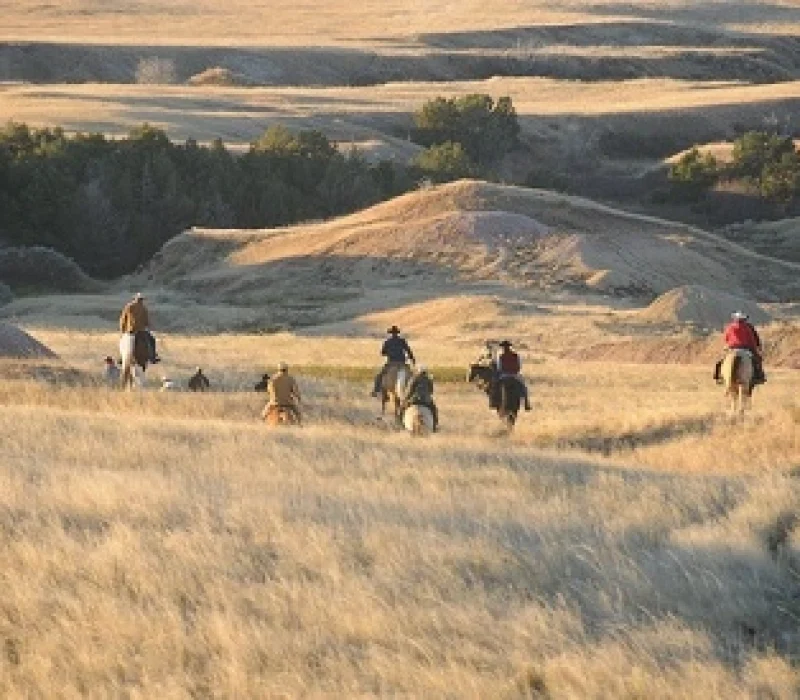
[113, 292, 767, 428]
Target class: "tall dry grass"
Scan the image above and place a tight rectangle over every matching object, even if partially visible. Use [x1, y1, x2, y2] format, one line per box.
[0, 331, 798, 697]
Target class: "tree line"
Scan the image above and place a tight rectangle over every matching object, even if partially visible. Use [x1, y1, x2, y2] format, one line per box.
[0, 95, 520, 279]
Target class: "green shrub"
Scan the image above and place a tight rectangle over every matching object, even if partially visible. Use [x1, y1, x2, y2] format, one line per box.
[412, 94, 519, 168]
[667, 148, 719, 201]
[413, 142, 475, 181]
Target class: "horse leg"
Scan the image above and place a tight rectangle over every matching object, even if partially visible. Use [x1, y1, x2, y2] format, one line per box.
[741, 385, 752, 414]
[120, 360, 132, 390]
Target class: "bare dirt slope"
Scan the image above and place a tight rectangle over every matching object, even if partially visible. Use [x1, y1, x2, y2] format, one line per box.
[141, 180, 800, 311]
[638, 285, 771, 328]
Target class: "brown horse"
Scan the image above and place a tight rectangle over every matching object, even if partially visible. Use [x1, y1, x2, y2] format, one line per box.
[119, 332, 151, 390]
[380, 362, 411, 423]
[262, 404, 301, 427]
[721, 349, 754, 415]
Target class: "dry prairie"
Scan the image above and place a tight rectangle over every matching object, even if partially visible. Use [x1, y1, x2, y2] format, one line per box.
[0, 327, 799, 697]
[3, 0, 799, 46]
[2, 2, 800, 695]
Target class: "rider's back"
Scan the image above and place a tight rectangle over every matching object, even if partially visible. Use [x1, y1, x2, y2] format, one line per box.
[724, 321, 757, 351]
[120, 301, 149, 333]
[382, 336, 411, 363]
[498, 350, 521, 375]
[268, 372, 298, 406]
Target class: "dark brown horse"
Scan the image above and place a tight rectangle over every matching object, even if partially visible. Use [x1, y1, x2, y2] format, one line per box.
[467, 363, 522, 431]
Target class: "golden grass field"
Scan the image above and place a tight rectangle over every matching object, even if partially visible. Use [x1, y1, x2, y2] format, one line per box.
[0, 326, 798, 697]
[2, 0, 800, 695]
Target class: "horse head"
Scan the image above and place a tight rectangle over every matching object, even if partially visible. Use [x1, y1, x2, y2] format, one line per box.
[467, 363, 494, 394]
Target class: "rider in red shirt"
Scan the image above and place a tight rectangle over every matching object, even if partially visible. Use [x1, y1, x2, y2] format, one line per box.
[724, 315, 758, 350]
[716, 311, 765, 384]
[496, 340, 532, 411]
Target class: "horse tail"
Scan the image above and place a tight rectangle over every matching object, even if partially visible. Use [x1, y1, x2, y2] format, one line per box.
[731, 352, 741, 385]
[395, 367, 408, 396]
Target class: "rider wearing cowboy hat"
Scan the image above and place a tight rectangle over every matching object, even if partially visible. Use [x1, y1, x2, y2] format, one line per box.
[371, 325, 415, 397]
[496, 340, 532, 411]
[402, 364, 439, 431]
[119, 292, 160, 364]
[715, 311, 765, 385]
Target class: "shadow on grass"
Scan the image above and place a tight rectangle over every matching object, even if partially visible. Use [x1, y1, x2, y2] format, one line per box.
[548, 414, 716, 456]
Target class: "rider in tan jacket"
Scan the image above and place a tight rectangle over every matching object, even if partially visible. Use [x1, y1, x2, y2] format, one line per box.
[119, 293, 150, 333]
[119, 292, 159, 363]
[264, 362, 302, 422]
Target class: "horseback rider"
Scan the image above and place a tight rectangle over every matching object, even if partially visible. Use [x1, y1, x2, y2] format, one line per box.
[496, 340, 532, 411]
[119, 292, 159, 363]
[371, 325, 415, 397]
[265, 361, 302, 423]
[402, 364, 439, 432]
[715, 311, 765, 385]
[188, 367, 210, 392]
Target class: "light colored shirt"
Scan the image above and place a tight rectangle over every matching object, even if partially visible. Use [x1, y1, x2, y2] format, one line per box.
[268, 372, 300, 406]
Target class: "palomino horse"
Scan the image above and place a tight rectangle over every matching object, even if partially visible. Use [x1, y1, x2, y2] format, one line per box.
[467, 363, 522, 431]
[721, 349, 754, 415]
[262, 404, 301, 427]
[119, 332, 151, 390]
[380, 362, 411, 422]
[402, 404, 434, 436]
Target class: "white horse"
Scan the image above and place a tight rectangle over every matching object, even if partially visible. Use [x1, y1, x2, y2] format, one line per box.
[380, 363, 410, 423]
[721, 349, 754, 415]
[402, 404, 435, 436]
[119, 333, 146, 390]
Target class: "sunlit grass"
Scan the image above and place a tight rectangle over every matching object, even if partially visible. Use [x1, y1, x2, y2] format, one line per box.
[0, 335, 798, 696]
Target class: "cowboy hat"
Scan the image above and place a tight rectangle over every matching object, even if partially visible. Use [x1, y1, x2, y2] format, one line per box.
[387, 325, 401, 334]
[498, 340, 513, 347]
[134, 292, 144, 300]
[731, 311, 748, 320]
[277, 361, 288, 372]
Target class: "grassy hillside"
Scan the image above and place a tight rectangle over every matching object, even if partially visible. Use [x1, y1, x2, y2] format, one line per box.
[3, 0, 799, 45]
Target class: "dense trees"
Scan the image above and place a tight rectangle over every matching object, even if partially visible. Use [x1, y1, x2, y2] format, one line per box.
[411, 94, 520, 172]
[0, 96, 520, 279]
[668, 131, 800, 208]
[0, 122, 410, 278]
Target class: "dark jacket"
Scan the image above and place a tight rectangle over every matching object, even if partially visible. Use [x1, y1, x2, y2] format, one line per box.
[188, 371, 210, 392]
[381, 336, 414, 363]
[404, 372, 434, 404]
